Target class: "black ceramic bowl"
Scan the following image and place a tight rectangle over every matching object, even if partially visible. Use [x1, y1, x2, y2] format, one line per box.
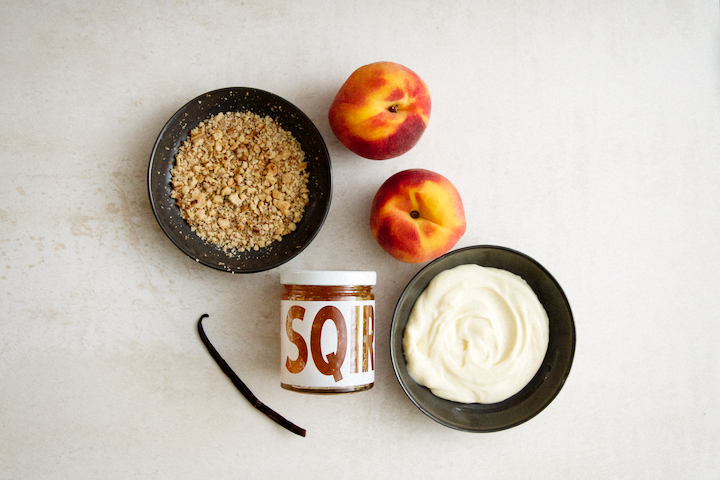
[148, 87, 332, 273]
[390, 245, 575, 432]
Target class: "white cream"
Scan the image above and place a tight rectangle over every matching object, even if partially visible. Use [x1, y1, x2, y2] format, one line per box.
[403, 264, 549, 404]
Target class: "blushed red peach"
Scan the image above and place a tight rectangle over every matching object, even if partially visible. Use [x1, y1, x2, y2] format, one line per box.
[328, 62, 431, 160]
[370, 169, 466, 263]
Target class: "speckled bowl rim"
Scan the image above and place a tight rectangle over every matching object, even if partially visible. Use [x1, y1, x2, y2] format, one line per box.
[148, 87, 332, 273]
[390, 245, 576, 432]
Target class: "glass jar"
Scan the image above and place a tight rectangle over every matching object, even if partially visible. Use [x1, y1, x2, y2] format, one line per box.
[280, 270, 376, 393]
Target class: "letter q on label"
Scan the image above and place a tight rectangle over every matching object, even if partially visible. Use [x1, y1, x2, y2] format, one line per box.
[311, 306, 347, 382]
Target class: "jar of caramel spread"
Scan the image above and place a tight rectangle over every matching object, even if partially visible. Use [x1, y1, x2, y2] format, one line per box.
[280, 270, 376, 393]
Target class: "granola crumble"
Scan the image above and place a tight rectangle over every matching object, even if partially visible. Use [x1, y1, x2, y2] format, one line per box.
[170, 111, 310, 254]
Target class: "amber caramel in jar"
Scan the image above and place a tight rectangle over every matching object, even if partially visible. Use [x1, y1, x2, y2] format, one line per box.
[280, 271, 376, 394]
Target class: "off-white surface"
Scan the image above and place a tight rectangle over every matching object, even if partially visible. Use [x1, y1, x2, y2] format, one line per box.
[2, 1, 718, 478]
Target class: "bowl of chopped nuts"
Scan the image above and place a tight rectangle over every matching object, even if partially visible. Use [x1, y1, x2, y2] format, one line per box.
[148, 87, 332, 273]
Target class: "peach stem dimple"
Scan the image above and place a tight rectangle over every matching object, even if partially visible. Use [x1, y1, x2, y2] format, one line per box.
[388, 104, 400, 113]
[410, 210, 420, 219]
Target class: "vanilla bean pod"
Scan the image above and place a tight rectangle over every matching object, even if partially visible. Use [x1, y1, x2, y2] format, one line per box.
[197, 314, 306, 437]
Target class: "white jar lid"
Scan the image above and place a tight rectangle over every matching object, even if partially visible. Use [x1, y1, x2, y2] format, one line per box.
[281, 270, 377, 286]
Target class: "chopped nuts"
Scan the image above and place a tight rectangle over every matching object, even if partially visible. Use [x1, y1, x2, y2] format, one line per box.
[170, 111, 310, 255]
[228, 193, 241, 206]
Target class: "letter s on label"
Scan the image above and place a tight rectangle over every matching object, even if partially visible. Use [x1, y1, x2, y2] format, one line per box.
[311, 306, 347, 382]
[285, 305, 308, 374]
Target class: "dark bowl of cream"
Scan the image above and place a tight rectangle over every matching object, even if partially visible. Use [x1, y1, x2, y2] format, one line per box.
[390, 245, 576, 432]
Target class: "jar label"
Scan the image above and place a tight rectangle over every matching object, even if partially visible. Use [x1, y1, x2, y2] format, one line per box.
[280, 300, 375, 389]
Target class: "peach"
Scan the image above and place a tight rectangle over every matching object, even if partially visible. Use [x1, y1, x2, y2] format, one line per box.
[370, 169, 466, 263]
[328, 62, 431, 160]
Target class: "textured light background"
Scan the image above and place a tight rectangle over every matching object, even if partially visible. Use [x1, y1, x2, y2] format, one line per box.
[1, 1, 719, 478]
